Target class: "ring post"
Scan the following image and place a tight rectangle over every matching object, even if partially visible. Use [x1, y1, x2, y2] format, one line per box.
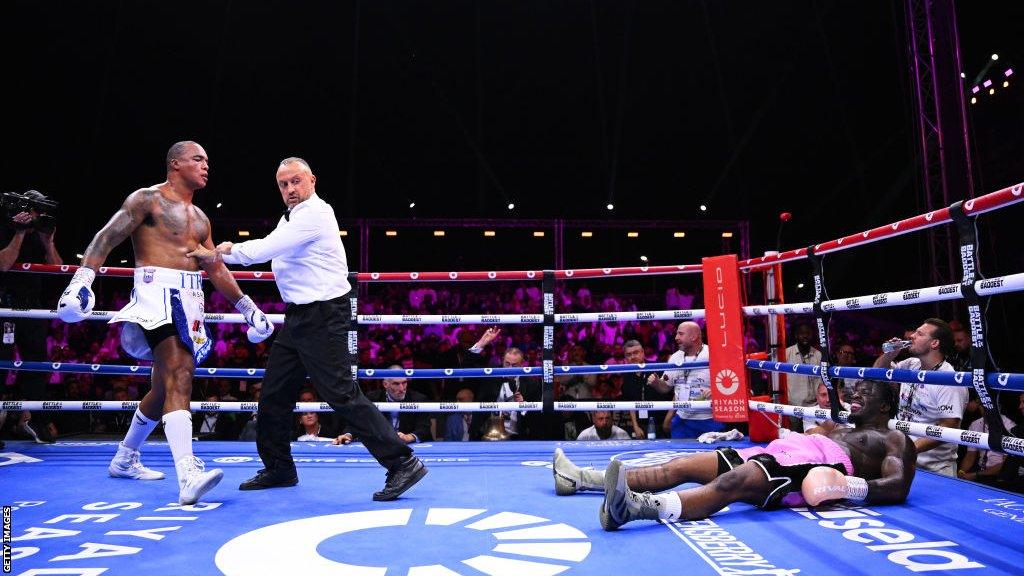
[702, 255, 750, 422]
[758, 253, 786, 439]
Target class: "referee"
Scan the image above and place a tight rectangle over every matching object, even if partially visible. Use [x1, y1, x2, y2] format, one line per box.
[188, 157, 426, 500]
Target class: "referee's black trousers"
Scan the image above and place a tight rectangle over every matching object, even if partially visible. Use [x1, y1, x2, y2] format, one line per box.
[256, 295, 411, 472]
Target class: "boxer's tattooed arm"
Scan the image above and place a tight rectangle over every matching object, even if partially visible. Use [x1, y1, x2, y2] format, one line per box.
[81, 189, 153, 268]
[865, 430, 916, 504]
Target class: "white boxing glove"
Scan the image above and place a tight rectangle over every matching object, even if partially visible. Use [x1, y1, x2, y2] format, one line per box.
[57, 267, 97, 323]
[801, 466, 869, 506]
[235, 294, 274, 343]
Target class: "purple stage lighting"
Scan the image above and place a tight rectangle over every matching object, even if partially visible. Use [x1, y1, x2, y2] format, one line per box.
[972, 86, 980, 94]
[1005, 68, 1014, 77]
[983, 79, 993, 88]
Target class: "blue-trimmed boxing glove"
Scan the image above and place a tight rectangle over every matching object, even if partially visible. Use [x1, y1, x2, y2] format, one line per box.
[57, 267, 96, 323]
[235, 294, 274, 343]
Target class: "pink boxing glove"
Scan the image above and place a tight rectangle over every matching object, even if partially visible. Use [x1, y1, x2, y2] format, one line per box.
[801, 466, 869, 506]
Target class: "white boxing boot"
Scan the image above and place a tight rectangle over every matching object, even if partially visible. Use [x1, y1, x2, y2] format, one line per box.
[176, 456, 223, 505]
[553, 447, 605, 495]
[109, 442, 165, 480]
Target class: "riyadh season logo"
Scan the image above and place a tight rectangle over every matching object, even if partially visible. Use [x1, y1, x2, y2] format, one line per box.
[714, 369, 740, 395]
[216, 508, 591, 576]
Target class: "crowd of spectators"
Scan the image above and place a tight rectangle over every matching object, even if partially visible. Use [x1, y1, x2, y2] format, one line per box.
[2, 283, 1022, 493]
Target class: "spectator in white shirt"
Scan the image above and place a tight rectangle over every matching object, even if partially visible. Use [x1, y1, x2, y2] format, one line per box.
[647, 321, 719, 439]
[875, 318, 966, 477]
[577, 411, 630, 441]
[785, 323, 822, 414]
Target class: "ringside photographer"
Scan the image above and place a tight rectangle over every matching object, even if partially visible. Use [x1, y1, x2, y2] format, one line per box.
[0, 190, 63, 444]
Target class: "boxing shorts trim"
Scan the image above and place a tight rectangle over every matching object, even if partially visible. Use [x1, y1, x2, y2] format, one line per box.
[716, 447, 745, 475]
[109, 266, 211, 365]
[747, 454, 847, 509]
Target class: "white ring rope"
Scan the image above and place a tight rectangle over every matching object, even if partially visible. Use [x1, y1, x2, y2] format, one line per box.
[10, 396, 1019, 456]
[3, 399, 710, 413]
[3, 400, 542, 414]
[554, 400, 710, 412]
[0, 308, 705, 325]
[0, 309, 284, 324]
[743, 271, 1024, 317]
[747, 400, 1024, 457]
[7, 270, 1021, 324]
[4, 271, 1021, 325]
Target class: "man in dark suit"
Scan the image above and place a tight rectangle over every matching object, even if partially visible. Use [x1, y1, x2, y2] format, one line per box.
[96, 388, 135, 436]
[437, 328, 501, 400]
[193, 394, 239, 441]
[471, 347, 542, 439]
[444, 388, 476, 441]
[338, 366, 432, 444]
[619, 339, 672, 438]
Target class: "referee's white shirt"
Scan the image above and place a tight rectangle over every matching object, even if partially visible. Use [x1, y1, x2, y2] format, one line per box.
[222, 192, 351, 305]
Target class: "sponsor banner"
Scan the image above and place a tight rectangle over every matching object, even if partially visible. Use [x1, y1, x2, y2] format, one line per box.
[702, 255, 749, 422]
[664, 518, 800, 575]
[978, 498, 1024, 525]
[749, 401, 850, 424]
[6, 499, 224, 572]
[215, 507, 588, 575]
[891, 419, 1024, 455]
[554, 401, 707, 412]
[792, 504, 983, 572]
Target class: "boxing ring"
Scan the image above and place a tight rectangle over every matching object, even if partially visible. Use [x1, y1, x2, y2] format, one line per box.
[4, 439, 1024, 575]
[3, 181, 1024, 575]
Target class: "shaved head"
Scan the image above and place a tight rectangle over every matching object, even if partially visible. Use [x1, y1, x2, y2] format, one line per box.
[675, 321, 704, 353]
[276, 157, 317, 208]
[165, 141, 209, 189]
[166, 141, 198, 167]
[279, 156, 312, 171]
[680, 321, 701, 336]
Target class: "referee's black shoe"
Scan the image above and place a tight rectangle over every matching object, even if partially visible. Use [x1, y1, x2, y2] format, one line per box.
[238, 468, 298, 490]
[373, 455, 427, 501]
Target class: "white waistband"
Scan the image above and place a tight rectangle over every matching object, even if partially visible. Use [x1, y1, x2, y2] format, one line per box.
[134, 266, 204, 290]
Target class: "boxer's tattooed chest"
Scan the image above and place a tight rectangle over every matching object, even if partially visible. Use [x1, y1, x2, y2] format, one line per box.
[154, 196, 209, 241]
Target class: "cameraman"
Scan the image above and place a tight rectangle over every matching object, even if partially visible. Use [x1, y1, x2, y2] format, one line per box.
[0, 190, 63, 443]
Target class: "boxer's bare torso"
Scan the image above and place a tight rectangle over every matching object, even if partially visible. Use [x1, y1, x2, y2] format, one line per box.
[127, 185, 211, 271]
[827, 426, 909, 481]
[82, 142, 211, 272]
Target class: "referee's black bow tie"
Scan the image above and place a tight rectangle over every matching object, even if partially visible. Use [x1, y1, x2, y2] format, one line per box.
[283, 208, 291, 221]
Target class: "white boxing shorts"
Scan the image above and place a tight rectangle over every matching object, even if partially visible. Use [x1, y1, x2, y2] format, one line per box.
[109, 266, 211, 365]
